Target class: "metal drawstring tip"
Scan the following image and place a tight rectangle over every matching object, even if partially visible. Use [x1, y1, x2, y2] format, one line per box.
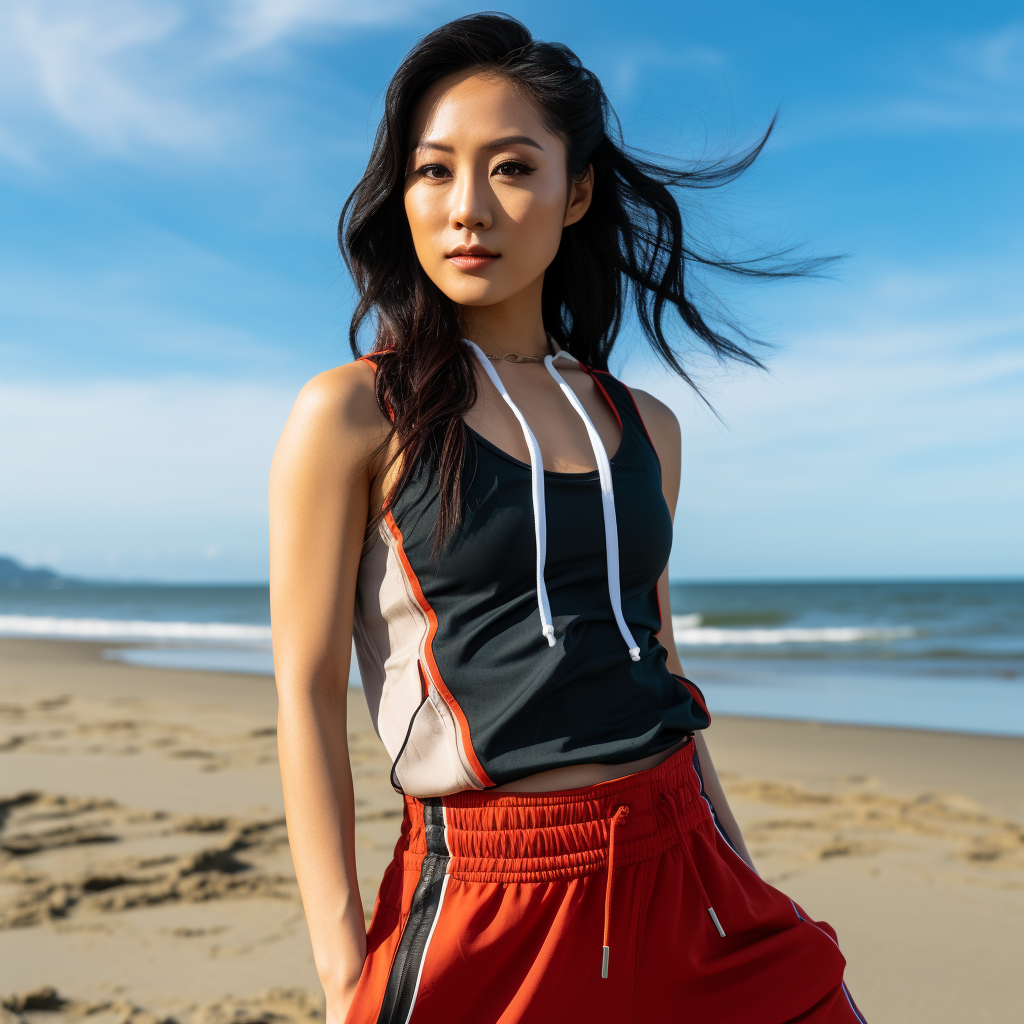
[628, 647, 640, 662]
[708, 907, 726, 938]
[601, 946, 610, 979]
[543, 625, 556, 647]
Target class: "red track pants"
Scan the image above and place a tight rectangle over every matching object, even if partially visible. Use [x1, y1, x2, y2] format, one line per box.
[346, 740, 867, 1023]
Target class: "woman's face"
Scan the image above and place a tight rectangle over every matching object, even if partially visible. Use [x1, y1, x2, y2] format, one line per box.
[403, 71, 592, 309]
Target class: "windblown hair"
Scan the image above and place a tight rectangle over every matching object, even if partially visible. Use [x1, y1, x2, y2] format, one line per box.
[340, 12, 829, 547]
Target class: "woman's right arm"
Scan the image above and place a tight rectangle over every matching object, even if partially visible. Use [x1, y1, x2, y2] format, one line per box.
[269, 361, 389, 1022]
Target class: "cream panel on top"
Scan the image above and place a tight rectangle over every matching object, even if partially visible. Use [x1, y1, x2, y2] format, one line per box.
[353, 527, 426, 760]
[354, 524, 487, 796]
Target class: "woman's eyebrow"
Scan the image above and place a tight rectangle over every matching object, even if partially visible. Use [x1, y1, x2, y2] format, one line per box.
[483, 135, 544, 152]
[414, 134, 545, 154]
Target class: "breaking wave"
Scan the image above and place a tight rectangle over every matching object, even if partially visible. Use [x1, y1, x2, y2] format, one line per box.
[0, 615, 272, 645]
[673, 615, 916, 646]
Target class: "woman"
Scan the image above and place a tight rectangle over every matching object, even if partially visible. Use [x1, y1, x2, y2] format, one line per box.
[270, 13, 864, 1024]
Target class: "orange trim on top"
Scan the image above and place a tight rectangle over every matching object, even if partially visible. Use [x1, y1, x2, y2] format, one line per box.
[675, 674, 711, 724]
[356, 346, 400, 371]
[621, 382, 658, 460]
[579, 366, 623, 430]
[356, 354, 395, 422]
[382, 509, 494, 788]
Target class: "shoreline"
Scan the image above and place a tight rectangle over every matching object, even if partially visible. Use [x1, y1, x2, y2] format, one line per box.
[5, 635, 1024, 741]
[1, 637, 1022, 1022]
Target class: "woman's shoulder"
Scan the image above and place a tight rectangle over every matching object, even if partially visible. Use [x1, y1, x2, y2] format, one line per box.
[624, 386, 679, 443]
[290, 358, 386, 434]
[273, 359, 390, 480]
[594, 375, 680, 476]
[589, 370, 679, 450]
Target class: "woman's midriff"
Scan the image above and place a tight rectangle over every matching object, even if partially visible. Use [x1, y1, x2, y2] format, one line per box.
[491, 734, 694, 793]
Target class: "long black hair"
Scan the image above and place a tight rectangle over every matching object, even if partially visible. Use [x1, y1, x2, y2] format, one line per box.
[341, 12, 830, 545]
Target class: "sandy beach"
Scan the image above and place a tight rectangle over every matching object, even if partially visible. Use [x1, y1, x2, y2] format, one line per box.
[0, 637, 1021, 1024]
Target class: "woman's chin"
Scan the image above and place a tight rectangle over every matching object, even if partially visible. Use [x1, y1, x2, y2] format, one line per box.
[439, 280, 518, 308]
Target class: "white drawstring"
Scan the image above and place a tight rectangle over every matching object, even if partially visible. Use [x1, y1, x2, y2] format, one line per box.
[465, 340, 555, 646]
[465, 339, 641, 662]
[544, 352, 641, 662]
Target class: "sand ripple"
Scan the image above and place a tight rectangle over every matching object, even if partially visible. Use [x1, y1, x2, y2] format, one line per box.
[723, 775, 1024, 887]
[0, 793, 293, 930]
[3, 985, 323, 1024]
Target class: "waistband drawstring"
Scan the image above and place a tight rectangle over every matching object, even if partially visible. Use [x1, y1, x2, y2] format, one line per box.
[662, 793, 727, 939]
[465, 338, 642, 662]
[602, 804, 630, 978]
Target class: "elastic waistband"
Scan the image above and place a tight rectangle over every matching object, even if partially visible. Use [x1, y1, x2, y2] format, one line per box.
[400, 739, 711, 883]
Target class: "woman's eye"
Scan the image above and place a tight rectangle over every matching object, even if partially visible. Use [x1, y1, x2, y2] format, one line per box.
[493, 160, 532, 177]
[418, 164, 451, 180]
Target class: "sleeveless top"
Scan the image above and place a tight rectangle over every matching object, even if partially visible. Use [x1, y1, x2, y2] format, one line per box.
[352, 347, 711, 797]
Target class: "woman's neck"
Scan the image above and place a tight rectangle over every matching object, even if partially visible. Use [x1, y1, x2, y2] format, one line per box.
[460, 277, 550, 360]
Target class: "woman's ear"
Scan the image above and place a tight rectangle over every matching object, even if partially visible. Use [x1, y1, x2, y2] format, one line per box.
[563, 164, 594, 227]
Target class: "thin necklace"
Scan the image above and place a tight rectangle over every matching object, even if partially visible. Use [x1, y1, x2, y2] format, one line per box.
[483, 335, 555, 363]
[486, 351, 544, 363]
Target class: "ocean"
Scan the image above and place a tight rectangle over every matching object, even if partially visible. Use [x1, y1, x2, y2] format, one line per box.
[1, 579, 1021, 737]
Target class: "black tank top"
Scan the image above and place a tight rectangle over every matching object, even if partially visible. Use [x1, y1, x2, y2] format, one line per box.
[352, 355, 710, 797]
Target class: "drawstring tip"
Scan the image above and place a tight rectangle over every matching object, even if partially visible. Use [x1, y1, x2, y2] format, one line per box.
[628, 647, 640, 662]
[708, 907, 726, 938]
[543, 625, 556, 647]
[601, 946, 610, 979]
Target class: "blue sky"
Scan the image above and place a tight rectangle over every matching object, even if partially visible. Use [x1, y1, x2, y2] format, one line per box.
[1, 0, 1021, 582]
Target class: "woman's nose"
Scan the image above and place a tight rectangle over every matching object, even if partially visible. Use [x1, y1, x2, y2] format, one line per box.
[449, 169, 492, 232]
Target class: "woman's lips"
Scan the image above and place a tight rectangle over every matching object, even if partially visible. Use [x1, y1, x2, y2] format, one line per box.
[447, 253, 500, 271]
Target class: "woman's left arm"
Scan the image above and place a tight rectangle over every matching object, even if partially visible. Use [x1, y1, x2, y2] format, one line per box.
[629, 387, 758, 874]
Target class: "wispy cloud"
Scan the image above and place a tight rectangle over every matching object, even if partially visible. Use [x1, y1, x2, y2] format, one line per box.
[0, 0, 216, 157]
[954, 21, 1023, 86]
[624, 263, 1024, 577]
[224, 0, 432, 53]
[605, 41, 726, 98]
[0, 0, 433, 163]
[896, 21, 1024, 129]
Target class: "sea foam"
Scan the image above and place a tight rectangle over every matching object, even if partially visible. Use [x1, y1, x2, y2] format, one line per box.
[0, 615, 272, 644]
[672, 615, 915, 646]
[0, 613, 917, 647]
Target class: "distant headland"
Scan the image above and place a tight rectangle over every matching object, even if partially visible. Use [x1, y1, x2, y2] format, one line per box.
[0, 555, 74, 589]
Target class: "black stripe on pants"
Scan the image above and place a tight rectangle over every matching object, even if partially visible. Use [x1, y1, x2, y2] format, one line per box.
[376, 799, 450, 1024]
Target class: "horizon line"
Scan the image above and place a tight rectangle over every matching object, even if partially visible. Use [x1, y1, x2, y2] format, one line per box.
[6, 574, 1022, 588]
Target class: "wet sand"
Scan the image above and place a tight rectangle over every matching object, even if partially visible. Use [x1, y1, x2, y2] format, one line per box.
[1, 638, 1021, 1023]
